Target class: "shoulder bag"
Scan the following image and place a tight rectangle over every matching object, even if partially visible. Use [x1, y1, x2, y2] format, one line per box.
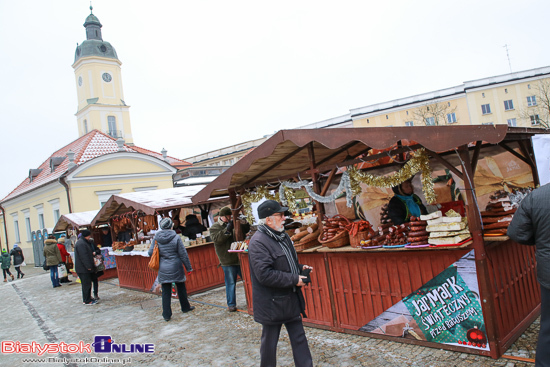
[148, 241, 160, 271]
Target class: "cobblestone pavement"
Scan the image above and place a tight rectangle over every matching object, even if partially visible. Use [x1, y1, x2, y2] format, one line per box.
[0, 265, 538, 366]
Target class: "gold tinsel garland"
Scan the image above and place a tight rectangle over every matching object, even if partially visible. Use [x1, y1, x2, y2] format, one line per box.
[282, 185, 298, 214]
[347, 148, 437, 204]
[241, 186, 277, 224]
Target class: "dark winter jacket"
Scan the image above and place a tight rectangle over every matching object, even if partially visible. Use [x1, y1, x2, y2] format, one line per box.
[43, 239, 62, 267]
[1, 252, 11, 270]
[248, 230, 306, 325]
[388, 193, 427, 225]
[210, 219, 239, 266]
[148, 229, 192, 284]
[10, 247, 24, 266]
[74, 237, 95, 274]
[182, 215, 207, 240]
[507, 184, 550, 289]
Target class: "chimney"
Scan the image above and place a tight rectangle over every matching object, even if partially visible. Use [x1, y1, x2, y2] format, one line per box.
[67, 150, 76, 170]
[161, 148, 168, 161]
[116, 138, 125, 152]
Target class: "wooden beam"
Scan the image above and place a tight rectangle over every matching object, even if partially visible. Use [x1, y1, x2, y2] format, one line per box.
[308, 142, 325, 219]
[242, 144, 309, 186]
[471, 141, 482, 175]
[499, 142, 531, 165]
[425, 149, 464, 181]
[320, 168, 338, 196]
[518, 140, 540, 187]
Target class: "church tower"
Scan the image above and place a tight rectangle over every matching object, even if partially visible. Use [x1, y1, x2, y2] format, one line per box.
[73, 6, 134, 145]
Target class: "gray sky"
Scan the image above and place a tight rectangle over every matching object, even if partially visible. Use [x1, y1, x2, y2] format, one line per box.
[1, 0, 549, 200]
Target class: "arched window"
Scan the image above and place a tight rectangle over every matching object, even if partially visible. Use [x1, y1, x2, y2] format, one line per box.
[84, 119, 88, 134]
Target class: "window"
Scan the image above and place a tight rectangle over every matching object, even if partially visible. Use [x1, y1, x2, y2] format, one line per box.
[481, 104, 491, 114]
[425, 117, 435, 126]
[49, 199, 60, 224]
[25, 217, 31, 241]
[22, 209, 31, 241]
[11, 213, 20, 243]
[14, 220, 20, 243]
[504, 100, 514, 111]
[482, 93, 485, 98]
[405, 121, 414, 127]
[527, 96, 537, 106]
[84, 119, 88, 133]
[108, 116, 117, 137]
[505, 88, 508, 93]
[95, 189, 121, 207]
[446, 113, 457, 124]
[34, 204, 45, 229]
[530, 115, 541, 125]
[482, 122, 494, 125]
[507, 118, 517, 127]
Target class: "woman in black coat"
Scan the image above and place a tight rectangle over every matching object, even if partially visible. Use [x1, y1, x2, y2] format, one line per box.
[10, 244, 25, 279]
[148, 217, 194, 321]
[181, 214, 207, 240]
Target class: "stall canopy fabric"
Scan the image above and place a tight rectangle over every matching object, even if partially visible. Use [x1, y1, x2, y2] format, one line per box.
[192, 125, 547, 202]
[91, 186, 227, 226]
[53, 210, 99, 232]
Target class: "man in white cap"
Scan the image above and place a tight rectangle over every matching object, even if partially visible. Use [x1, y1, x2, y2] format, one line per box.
[248, 200, 313, 367]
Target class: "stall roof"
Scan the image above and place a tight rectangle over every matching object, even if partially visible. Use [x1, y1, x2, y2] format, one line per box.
[92, 186, 227, 225]
[192, 125, 549, 202]
[53, 210, 99, 232]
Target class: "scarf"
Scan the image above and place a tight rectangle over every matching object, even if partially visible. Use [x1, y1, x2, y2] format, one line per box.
[257, 224, 300, 275]
[396, 194, 422, 218]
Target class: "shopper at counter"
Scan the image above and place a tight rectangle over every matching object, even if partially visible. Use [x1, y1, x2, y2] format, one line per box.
[74, 230, 97, 305]
[248, 200, 313, 367]
[507, 183, 550, 367]
[210, 207, 250, 312]
[148, 217, 195, 321]
[388, 178, 427, 225]
[182, 214, 207, 240]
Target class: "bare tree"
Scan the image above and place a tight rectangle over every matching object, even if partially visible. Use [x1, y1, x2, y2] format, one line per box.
[412, 100, 457, 126]
[519, 79, 550, 128]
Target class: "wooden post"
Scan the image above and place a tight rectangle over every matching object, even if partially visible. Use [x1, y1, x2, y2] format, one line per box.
[229, 189, 243, 241]
[307, 143, 325, 224]
[457, 144, 500, 358]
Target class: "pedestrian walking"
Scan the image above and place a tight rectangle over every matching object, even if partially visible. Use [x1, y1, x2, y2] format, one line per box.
[10, 244, 25, 279]
[74, 230, 97, 305]
[44, 235, 63, 288]
[1, 249, 14, 282]
[148, 217, 194, 321]
[210, 207, 250, 312]
[248, 200, 313, 367]
[508, 183, 550, 367]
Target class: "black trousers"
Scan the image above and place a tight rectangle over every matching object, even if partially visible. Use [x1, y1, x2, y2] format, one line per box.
[2, 268, 13, 279]
[537, 285, 550, 367]
[161, 282, 191, 319]
[260, 319, 313, 367]
[15, 266, 24, 278]
[77, 272, 93, 304]
[91, 272, 99, 296]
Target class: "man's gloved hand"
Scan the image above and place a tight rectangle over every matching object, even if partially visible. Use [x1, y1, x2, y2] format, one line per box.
[225, 220, 234, 234]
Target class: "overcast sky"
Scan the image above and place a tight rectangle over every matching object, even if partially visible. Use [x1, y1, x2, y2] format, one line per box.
[1, 0, 549, 200]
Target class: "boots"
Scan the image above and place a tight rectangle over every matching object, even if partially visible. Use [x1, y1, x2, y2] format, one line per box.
[3, 279, 6, 282]
[10, 274, 14, 281]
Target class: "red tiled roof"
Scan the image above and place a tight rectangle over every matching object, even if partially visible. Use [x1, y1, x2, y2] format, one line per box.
[1, 130, 191, 203]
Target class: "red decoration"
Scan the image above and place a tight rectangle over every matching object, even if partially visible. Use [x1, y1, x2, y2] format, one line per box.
[466, 326, 487, 345]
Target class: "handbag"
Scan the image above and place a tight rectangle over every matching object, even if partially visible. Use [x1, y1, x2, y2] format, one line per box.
[43, 259, 50, 271]
[94, 255, 105, 272]
[148, 241, 160, 271]
[58, 263, 68, 278]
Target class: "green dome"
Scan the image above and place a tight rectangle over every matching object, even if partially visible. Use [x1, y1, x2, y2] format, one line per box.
[74, 7, 118, 63]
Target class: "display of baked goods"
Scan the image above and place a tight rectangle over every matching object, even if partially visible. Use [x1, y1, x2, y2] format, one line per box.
[482, 188, 531, 235]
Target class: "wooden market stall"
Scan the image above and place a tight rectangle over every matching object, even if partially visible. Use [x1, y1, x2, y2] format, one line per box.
[91, 186, 229, 295]
[53, 210, 118, 280]
[192, 125, 548, 359]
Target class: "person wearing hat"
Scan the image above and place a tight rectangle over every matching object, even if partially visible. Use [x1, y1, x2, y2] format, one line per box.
[210, 206, 250, 312]
[10, 244, 25, 279]
[74, 230, 97, 305]
[387, 177, 427, 225]
[44, 235, 63, 288]
[1, 248, 15, 282]
[148, 217, 194, 321]
[248, 200, 313, 367]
